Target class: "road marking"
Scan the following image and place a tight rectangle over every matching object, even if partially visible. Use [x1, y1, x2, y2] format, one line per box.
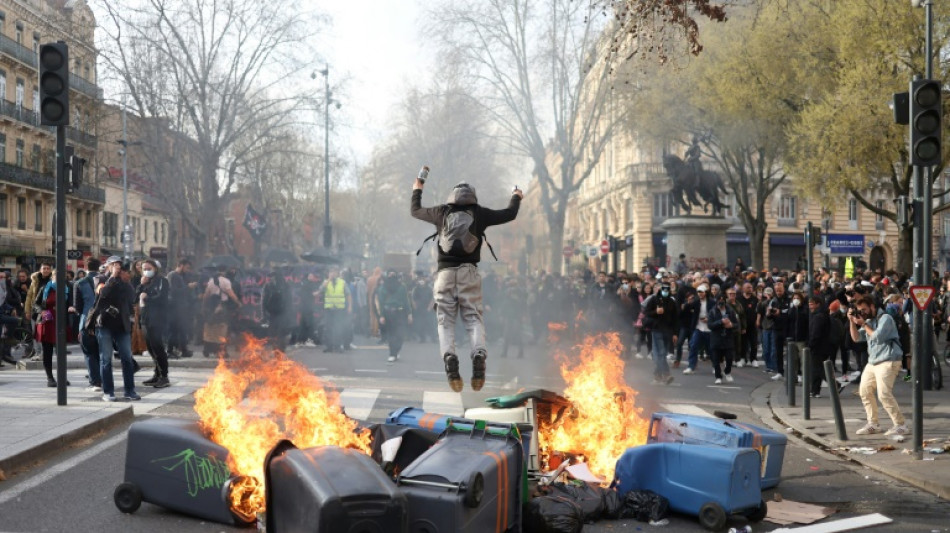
[338, 388, 381, 421]
[310, 367, 328, 372]
[707, 385, 742, 390]
[659, 403, 715, 417]
[0, 432, 126, 505]
[422, 391, 464, 416]
[415, 370, 444, 375]
[354, 369, 388, 373]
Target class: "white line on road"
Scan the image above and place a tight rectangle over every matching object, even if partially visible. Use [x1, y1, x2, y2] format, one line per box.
[354, 369, 388, 373]
[338, 388, 381, 421]
[707, 385, 742, 390]
[0, 432, 127, 505]
[422, 391, 465, 416]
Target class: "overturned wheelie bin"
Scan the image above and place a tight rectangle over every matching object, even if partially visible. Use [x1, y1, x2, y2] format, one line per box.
[113, 418, 256, 526]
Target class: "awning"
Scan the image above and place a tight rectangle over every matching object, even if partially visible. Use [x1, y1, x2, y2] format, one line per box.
[726, 233, 749, 244]
[769, 234, 805, 246]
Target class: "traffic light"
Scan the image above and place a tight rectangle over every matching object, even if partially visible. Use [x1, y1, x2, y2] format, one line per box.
[810, 226, 822, 247]
[39, 42, 69, 126]
[910, 78, 942, 167]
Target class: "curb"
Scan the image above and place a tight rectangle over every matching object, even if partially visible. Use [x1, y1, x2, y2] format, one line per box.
[7, 357, 221, 372]
[754, 381, 950, 501]
[0, 406, 134, 477]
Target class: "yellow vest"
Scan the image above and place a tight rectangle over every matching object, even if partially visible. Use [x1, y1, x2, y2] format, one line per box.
[324, 279, 346, 309]
[844, 257, 854, 280]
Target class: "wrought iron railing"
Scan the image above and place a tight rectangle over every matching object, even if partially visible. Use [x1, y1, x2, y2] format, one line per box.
[0, 161, 104, 203]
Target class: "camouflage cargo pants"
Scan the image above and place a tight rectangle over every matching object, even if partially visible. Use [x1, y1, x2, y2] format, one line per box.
[433, 264, 485, 358]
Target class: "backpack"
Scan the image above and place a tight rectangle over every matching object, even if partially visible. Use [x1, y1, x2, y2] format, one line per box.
[887, 308, 911, 355]
[417, 205, 498, 260]
[829, 313, 846, 348]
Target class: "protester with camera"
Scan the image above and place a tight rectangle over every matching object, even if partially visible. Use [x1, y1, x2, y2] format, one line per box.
[848, 294, 907, 436]
[93, 257, 139, 401]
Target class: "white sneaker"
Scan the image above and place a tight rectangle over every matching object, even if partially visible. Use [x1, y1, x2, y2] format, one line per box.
[752, 361, 761, 368]
[771, 373, 784, 381]
[736, 360, 745, 368]
[797, 375, 803, 384]
[667, 354, 675, 361]
[885, 425, 909, 436]
[849, 371, 862, 380]
[387, 355, 396, 363]
[714, 378, 722, 384]
[725, 375, 734, 383]
[635, 353, 644, 359]
[856, 423, 881, 435]
[683, 368, 695, 375]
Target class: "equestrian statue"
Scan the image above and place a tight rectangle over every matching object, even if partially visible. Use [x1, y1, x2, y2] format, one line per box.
[662, 137, 728, 216]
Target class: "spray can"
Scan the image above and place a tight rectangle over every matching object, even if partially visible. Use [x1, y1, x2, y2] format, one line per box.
[418, 166, 430, 184]
[728, 527, 753, 533]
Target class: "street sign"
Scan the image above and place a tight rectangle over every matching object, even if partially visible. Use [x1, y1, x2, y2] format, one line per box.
[562, 245, 573, 258]
[66, 249, 82, 260]
[600, 240, 610, 255]
[587, 246, 598, 258]
[910, 285, 936, 311]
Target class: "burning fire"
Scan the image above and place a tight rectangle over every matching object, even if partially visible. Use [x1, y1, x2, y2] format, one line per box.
[538, 333, 649, 482]
[194, 336, 371, 518]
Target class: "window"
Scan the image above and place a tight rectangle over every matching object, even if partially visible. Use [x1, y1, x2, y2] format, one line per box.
[875, 200, 885, 230]
[161, 223, 166, 244]
[32, 35, 38, 56]
[15, 139, 23, 167]
[85, 210, 91, 238]
[848, 198, 858, 229]
[16, 197, 25, 230]
[84, 64, 90, 81]
[653, 192, 679, 219]
[0, 70, 6, 102]
[103, 212, 118, 247]
[15, 27, 21, 45]
[75, 208, 82, 236]
[0, 193, 7, 227]
[144, 218, 148, 242]
[778, 195, 797, 222]
[31, 87, 37, 113]
[0, 133, 6, 164]
[34, 200, 41, 231]
[625, 199, 634, 231]
[30, 144, 39, 171]
[153, 221, 158, 243]
[943, 215, 950, 238]
[14, 78, 22, 108]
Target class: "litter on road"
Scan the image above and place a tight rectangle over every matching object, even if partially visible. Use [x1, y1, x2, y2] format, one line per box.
[764, 498, 835, 526]
[769, 512, 892, 532]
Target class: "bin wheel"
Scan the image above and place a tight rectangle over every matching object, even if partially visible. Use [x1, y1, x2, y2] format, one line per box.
[114, 482, 142, 514]
[698, 502, 728, 531]
[746, 499, 768, 523]
[464, 472, 484, 508]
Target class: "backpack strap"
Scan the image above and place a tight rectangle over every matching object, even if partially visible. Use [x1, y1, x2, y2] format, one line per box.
[416, 232, 438, 256]
[482, 231, 498, 261]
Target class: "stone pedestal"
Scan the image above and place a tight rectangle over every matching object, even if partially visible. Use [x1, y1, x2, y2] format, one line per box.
[661, 216, 733, 271]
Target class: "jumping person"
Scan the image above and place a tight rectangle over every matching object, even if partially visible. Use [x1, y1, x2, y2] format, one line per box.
[411, 169, 522, 392]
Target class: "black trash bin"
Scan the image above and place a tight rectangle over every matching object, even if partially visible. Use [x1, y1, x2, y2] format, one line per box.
[114, 417, 255, 526]
[264, 440, 408, 533]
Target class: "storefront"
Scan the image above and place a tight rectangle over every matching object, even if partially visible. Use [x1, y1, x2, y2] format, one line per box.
[768, 234, 806, 271]
[825, 233, 867, 275]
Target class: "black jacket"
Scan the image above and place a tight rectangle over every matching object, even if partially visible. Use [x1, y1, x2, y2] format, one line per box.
[708, 302, 739, 350]
[644, 294, 679, 333]
[808, 308, 833, 357]
[95, 276, 136, 333]
[410, 189, 520, 270]
[136, 276, 170, 327]
[686, 295, 714, 331]
[787, 302, 809, 342]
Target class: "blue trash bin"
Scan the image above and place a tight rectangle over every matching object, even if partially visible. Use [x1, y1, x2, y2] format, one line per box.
[386, 407, 453, 434]
[613, 442, 766, 531]
[648, 412, 787, 489]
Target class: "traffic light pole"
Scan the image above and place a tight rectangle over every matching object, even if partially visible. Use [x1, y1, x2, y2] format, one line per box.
[54, 124, 67, 406]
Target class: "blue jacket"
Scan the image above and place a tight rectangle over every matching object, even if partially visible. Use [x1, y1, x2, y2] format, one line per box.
[74, 275, 97, 331]
[859, 309, 902, 365]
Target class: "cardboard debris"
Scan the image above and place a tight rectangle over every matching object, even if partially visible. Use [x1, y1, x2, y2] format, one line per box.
[765, 499, 836, 526]
[0, 468, 5, 481]
[565, 462, 605, 484]
[770, 512, 892, 532]
[876, 444, 896, 452]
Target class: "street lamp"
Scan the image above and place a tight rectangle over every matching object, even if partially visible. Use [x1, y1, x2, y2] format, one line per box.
[312, 66, 341, 250]
[115, 106, 141, 260]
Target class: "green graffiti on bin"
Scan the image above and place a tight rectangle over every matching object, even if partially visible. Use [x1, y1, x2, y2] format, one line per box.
[152, 449, 231, 497]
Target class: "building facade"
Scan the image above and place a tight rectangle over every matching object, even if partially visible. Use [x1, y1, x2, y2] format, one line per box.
[0, 0, 103, 272]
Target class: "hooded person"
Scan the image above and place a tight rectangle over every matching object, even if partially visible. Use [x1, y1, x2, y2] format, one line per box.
[411, 173, 522, 391]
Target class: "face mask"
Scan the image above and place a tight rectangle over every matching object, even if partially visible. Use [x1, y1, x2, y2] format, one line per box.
[886, 303, 900, 315]
[661, 290, 670, 297]
[622, 283, 629, 290]
[791, 299, 801, 307]
[143, 270, 155, 278]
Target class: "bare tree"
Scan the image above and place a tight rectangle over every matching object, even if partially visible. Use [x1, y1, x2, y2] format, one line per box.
[98, 0, 322, 259]
[434, 0, 628, 269]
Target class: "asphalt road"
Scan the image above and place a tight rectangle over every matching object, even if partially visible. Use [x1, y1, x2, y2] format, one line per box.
[1, 336, 949, 532]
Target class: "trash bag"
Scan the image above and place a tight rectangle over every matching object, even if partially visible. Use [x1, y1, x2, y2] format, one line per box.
[364, 423, 438, 475]
[546, 482, 606, 522]
[524, 495, 584, 533]
[601, 488, 623, 519]
[619, 490, 670, 523]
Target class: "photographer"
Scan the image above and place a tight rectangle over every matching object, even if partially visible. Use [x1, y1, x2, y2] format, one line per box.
[848, 294, 907, 436]
[766, 282, 791, 380]
[708, 295, 738, 384]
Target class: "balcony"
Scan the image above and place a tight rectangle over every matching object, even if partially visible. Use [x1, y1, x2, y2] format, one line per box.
[0, 161, 105, 203]
[66, 126, 97, 147]
[777, 217, 797, 227]
[0, 34, 36, 67]
[69, 72, 103, 99]
[0, 99, 41, 127]
[875, 220, 885, 231]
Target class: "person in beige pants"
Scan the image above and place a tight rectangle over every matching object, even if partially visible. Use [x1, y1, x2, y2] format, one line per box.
[411, 175, 521, 392]
[848, 294, 907, 436]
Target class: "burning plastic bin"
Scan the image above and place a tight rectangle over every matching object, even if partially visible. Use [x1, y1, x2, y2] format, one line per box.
[648, 412, 787, 489]
[114, 418, 256, 526]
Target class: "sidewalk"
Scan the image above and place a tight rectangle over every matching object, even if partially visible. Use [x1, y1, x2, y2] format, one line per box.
[0, 345, 217, 480]
[752, 372, 950, 500]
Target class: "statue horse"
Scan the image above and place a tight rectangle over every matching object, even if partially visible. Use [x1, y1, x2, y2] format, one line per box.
[662, 154, 728, 215]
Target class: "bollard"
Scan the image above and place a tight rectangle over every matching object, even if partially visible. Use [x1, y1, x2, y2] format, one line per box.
[802, 347, 811, 420]
[786, 338, 796, 407]
[824, 359, 848, 441]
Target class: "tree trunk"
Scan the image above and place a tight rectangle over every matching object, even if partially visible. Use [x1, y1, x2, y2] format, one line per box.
[547, 215, 565, 276]
[897, 225, 913, 274]
[749, 224, 766, 272]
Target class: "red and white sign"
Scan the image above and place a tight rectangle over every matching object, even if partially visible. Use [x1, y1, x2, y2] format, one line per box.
[910, 285, 936, 311]
[600, 240, 610, 255]
[562, 245, 574, 258]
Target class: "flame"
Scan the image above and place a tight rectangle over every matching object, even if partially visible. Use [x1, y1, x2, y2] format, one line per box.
[538, 333, 649, 482]
[547, 322, 568, 331]
[194, 335, 371, 517]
